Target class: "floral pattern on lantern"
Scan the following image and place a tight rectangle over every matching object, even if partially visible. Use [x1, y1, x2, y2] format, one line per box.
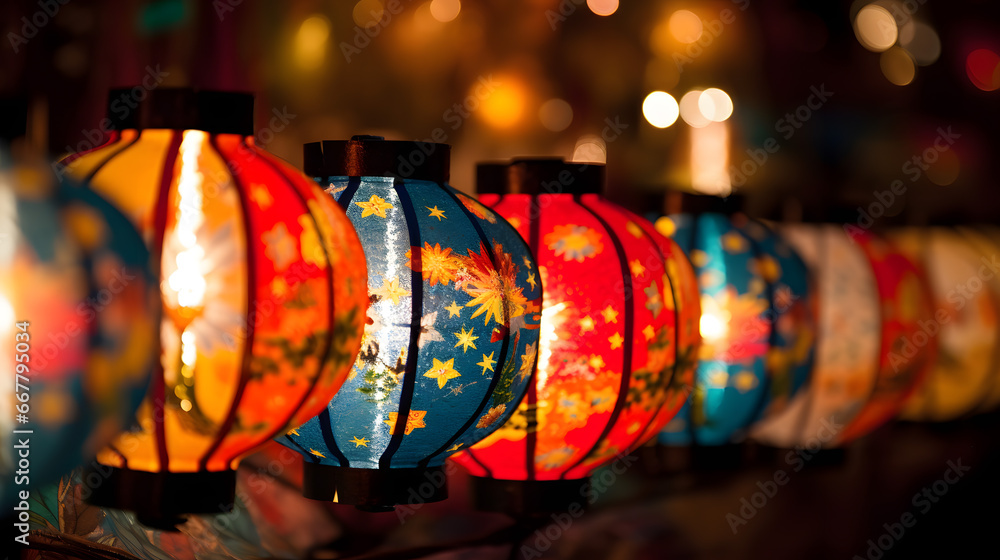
[453, 161, 700, 487]
[280, 139, 541, 507]
[891, 227, 1000, 421]
[0, 151, 157, 506]
[655, 211, 815, 447]
[60, 89, 367, 519]
[753, 225, 934, 448]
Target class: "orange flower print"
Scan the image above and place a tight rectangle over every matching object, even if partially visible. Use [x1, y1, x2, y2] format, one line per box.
[384, 410, 427, 435]
[406, 242, 460, 286]
[544, 224, 604, 262]
[476, 404, 507, 429]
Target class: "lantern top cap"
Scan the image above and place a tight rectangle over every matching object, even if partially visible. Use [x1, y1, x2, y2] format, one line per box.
[303, 136, 451, 183]
[106, 88, 254, 136]
[665, 191, 745, 216]
[475, 161, 509, 195]
[503, 157, 605, 196]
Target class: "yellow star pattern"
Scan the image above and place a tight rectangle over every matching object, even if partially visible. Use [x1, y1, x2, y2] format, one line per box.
[608, 332, 624, 349]
[349, 436, 370, 448]
[448, 443, 464, 452]
[626, 221, 644, 238]
[444, 300, 463, 318]
[523, 256, 533, 268]
[384, 410, 427, 435]
[355, 194, 394, 218]
[424, 358, 462, 388]
[477, 351, 496, 375]
[589, 354, 606, 370]
[733, 371, 758, 393]
[373, 276, 410, 304]
[601, 305, 619, 324]
[427, 205, 447, 220]
[525, 271, 538, 291]
[642, 324, 656, 341]
[580, 315, 596, 332]
[454, 326, 479, 352]
[309, 449, 326, 458]
[286, 427, 300, 436]
[250, 184, 273, 209]
[629, 259, 646, 277]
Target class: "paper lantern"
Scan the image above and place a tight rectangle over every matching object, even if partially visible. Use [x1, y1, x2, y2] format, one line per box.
[0, 147, 157, 508]
[752, 224, 935, 448]
[61, 88, 368, 525]
[653, 197, 816, 448]
[279, 137, 541, 510]
[890, 227, 1000, 421]
[452, 159, 700, 513]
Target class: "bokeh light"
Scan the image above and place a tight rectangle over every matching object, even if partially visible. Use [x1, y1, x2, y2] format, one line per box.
[690, 121, 730, 195]
[854, 4, 898, 52]
[642, 91, 680, 128]
[899, 21, 941, 66]
[669, 10, 703, 44]
[926, 150, 961, 186]
[680, 90, 710, 128]
[880, 46, 916, 86]
[539, 98, 574, 132]
[429, 0, 461, 23]
[478, 77, 527, 129]
[587, 0, 619, 17]
[294, 15, 331, 71]
[966, 49, 1000, 92]
[698, 88, 733, 122]
[572, 135, 607, 163]
[644, 58, 681, 91]
[353, 0, 384, 27]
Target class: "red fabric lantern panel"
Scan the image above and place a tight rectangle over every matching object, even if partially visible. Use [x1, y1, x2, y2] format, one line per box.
[452, 160, 700, 511]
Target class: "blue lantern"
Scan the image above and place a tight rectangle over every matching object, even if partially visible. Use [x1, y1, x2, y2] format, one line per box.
[280, 136, 542, 509]
[653, 194, 815, 448]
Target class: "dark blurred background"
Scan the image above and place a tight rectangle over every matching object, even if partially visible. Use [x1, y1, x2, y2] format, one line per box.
[2, 0, 998, 221]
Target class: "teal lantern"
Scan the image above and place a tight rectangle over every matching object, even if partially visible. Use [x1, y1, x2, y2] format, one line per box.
[280, 136, 542, 509]
[653, 194, 816, 449]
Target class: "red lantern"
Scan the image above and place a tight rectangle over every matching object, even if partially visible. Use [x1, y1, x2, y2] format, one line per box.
[61, 89, 368, 526]
[452, 159, 700, 513]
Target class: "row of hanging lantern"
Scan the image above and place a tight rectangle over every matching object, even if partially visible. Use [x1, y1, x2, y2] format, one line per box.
[5, 86, 999, 524]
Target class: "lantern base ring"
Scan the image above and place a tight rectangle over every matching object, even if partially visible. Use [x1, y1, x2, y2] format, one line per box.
[83, 466, 237, 530]
[302, 462, 448, 510]
[468, 476, 591, 516]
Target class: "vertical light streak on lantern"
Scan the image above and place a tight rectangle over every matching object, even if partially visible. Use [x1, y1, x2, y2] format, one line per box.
[690, 121, 730, 196]
[0, 182, 17, 434]
[167, 131, 208, 414]
[536, 301, 568, 388]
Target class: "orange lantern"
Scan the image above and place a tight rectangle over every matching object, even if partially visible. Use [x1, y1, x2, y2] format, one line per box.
[61, 88, 368, 526]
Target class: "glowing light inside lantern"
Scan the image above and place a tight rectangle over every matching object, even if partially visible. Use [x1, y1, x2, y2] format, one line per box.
[536, 301, 568, 388]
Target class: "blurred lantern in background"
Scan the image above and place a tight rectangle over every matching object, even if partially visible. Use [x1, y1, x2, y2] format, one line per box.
[753, 223, 935, 449]
[653, 194, 815, 454]
[891, 227, 1000, 421]
[0, 118, 158, 507]
[61, 89, 368, 527]
[452, 159, 700, 514]
[280, 137, 541, 510]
